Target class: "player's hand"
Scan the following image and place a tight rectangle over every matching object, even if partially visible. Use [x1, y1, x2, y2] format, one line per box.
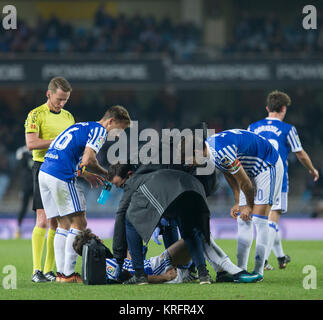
[83, 171, 105, 188]
[152, 227, 162, 245]
[230, 203, 240, 219]
[309, 168, 319, 182]
[164, 268, 177, 281]
[239, 206, 253, 221]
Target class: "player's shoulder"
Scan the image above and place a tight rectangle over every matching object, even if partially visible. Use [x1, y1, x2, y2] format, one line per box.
[280, 120, 295, 130]
[27, 103, 48, 116]
[61, 108, 74, 118]
[89, 121, 107, 133]
[270, 119, 295, 135]
[76, 121, 105, 133]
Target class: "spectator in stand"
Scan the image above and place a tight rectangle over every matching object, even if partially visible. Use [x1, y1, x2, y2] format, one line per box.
[0, 9, 200, 58]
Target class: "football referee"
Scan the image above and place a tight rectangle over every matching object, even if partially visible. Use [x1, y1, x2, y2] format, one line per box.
[25, 77, 75, 282]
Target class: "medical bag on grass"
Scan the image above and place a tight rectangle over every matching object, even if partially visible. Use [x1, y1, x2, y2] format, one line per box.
[81, 238, 107, 285]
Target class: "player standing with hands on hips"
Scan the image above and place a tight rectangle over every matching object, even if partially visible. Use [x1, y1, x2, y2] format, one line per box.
[38, 106, 131, 283]
[248, 90, 319, 270]
[25, 77, 75, 283]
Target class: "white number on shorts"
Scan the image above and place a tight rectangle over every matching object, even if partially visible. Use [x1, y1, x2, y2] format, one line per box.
[257, 189, 263, 201]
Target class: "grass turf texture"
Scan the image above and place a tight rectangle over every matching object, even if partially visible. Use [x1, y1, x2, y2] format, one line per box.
[0, 239, 322, 300]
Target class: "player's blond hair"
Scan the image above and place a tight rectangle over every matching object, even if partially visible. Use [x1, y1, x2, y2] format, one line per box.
[266, 90, 291, 112]
[48, 77, 72, 93]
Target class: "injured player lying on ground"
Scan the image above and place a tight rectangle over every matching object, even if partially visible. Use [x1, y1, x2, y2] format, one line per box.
[73, 228, 262, 284]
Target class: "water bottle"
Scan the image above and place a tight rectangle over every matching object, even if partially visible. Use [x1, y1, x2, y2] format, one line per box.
[97, 181, 112, 205]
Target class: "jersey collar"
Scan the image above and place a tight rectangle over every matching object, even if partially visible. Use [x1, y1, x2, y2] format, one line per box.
[266, 117, 281, 121]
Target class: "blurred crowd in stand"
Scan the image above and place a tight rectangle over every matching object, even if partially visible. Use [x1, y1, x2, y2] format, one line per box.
[224, 12, 323, 57]
[0, 5, 201, 60]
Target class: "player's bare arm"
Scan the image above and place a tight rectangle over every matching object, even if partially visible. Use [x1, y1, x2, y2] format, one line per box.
[25, 132, 53, 151]
[295, 150, 319, 181]
[147, 268, 177, 284]
[231, 166, 254, 221]
[81, 146, 108, 178]
[223, 171, 240, 219]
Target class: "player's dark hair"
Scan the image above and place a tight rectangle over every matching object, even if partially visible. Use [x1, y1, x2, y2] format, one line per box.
[48, 77, 72, 93]
[73, 228, 95, 256]
[266, 90, 291, 112]
[178, 125, 207, 166]
[107, 163, 133, 181]
[102, 105, 131, 126]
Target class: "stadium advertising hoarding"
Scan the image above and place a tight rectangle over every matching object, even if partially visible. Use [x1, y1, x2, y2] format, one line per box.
[1, 59, 323, 86]
[0, 59, 164, 85]
[168, 60, 323, 86]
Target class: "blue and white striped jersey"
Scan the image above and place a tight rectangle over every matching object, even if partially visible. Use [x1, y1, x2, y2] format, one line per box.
[248, 117, 303, 191]
[40, 122, 107, 181]
[206, 129, 279, 178]
[106, 254, 173, 281]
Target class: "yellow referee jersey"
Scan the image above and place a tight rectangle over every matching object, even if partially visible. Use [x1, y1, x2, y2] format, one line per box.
[24, 103, 75, 162]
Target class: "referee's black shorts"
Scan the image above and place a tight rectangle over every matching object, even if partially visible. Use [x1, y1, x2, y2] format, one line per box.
[32, 161, 44, 211]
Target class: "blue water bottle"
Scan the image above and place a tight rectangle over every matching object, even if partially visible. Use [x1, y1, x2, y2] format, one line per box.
[97, 181, 112, 205]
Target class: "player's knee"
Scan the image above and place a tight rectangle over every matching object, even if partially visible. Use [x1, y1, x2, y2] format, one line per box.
[57, 216, 71, 230]
[48, 218, 58, 230]
[36, 210, 48, 228]
[71, 213, 87, 230]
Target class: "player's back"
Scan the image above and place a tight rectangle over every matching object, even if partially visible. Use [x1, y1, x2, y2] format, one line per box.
[206, 129, 279, 177]
[40, 121, 106, 181]
[248, 117, 302, 166]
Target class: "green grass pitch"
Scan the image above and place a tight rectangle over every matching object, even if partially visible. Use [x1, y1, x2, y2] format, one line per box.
[0, 239, 322, 300]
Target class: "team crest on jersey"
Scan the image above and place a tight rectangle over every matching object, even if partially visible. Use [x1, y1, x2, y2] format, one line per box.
[106, 264, 116, 276]
[96, 136, 105, 148]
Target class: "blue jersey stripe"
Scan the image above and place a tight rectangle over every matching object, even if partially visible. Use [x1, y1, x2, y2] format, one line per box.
[71, 180, 81, 211]
[67, 182, 77, 212]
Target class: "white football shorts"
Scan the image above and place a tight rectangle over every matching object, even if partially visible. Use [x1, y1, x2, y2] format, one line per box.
[271, 191, 288, 213]
[39, 170, 86, 219]
[239, 156, 284, 209]
[149, 251, 174, 275]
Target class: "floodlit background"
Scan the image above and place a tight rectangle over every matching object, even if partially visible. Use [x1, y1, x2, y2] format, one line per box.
[0, 0, 323, 239]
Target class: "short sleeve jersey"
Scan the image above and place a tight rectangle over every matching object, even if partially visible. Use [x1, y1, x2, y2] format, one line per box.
[40, 122, 107, 181]
[248, 117, 303, 191]
[24, 103, 75, 162]
[205, 129, 279, 178]
[106, 258, 154, 281]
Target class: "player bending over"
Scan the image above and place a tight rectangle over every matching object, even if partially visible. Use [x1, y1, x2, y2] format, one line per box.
[204, 129, 284, 281]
